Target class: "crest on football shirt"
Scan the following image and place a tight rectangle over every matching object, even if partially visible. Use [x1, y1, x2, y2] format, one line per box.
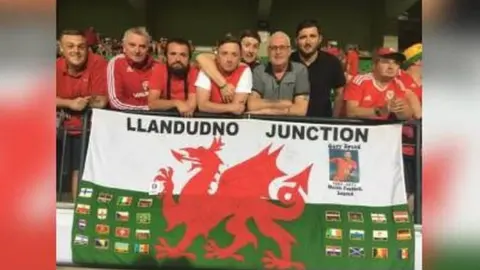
[386, 90, 395, 100]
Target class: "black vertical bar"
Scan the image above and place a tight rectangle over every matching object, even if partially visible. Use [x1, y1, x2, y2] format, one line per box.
[414, 121, 422, 224]
[78, 110, 91, 184]
[58, 126, 68, 202]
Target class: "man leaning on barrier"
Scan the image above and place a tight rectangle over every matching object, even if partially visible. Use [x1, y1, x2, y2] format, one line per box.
[194, 36, 252, 115]
[344, 47, 413, 120]
[195, 30, 260, 103]
[148, 38, 198, 117]
[247, 31, 309, 116]
[107, 27, 160, 111]
[56, 29, 108, 201]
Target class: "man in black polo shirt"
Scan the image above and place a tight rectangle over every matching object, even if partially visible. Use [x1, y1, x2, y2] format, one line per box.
[290, 20, 346, 118]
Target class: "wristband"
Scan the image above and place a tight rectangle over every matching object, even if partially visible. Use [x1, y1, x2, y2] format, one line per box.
[220, 84, 228, 90]
[374, 107, 382, 116]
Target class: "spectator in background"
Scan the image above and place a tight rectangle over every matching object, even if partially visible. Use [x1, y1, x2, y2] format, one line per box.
[84, 26, 99, 53]
[107, 27, 160, 111]
[195, 36, 251, 115]
[291, 20, 346, 118]
[148, 38, 198, 117]
[344, 47, 412, 120]
[397, 43, 422, 119]
[248, 31, 309, 116]
[345, 44, 360, 81]
[56, 30, 108, 200]
[195, 30, 261, 102]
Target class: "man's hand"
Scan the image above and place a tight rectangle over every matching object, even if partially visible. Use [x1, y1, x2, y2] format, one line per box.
[390, 98, 407, 114]
[220, 84, 235, 103]
[69, 97, 91, 111]
[277, 100, 293, 108]
[175, 101, 194, 117]
[229, 102, 245, 115]
[88, 95, 106, 108]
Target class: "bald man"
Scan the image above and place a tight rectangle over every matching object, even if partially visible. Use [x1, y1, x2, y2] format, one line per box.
[247, 31, 310, 116]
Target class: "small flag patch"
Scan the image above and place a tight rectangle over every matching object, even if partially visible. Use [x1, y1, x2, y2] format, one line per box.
[75, 204, 90, 215]
[115, 211, 129, 222]
[349, 247, 365, 258]
[348, 212, 364, 223]
[115, 227, 130, 238]
[97, 208, 108, 220]
[137, 198, 153, 208]
[78, 219, 87, 230]
[135, 229, 150, 240]
[325, 246, 342, 257]
[134, 244, 150, 255]
[325, 211, 341, 222]
[114, 242, 129, 253]
[95, 238, 109, 250]
[393, 211, 410, 223]
[136, 213, 151, 224]
[398, 248, 409, 260]
[349, 229, 365, 241]
[95, 224, 110, 235]
[97, 192, 113, 203]
[371, 213, 387, 223]
[78, 188, 93, 198]
[73, 234, 88, 245]
[373, 230, 388, 241]
[397, 229, 412, 240]
[373, 248, 388, 259]
[117, 196, 133, 206]
[326, 228, 342, 240]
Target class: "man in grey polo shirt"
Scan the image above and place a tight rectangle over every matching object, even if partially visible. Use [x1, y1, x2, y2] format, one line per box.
[247, 32, 310, 116]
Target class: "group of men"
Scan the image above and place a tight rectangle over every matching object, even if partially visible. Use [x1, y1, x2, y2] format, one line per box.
[57, 20, 423, 200]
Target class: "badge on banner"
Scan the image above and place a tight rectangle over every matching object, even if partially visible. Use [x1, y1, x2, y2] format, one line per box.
[149, 181, 163, 195]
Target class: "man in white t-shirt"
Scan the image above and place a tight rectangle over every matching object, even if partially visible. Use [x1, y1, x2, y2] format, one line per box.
[195, 37, 252, 115]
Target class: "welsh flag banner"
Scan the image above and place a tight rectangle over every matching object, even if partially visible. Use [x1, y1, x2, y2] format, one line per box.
[72, 109, 414, 270]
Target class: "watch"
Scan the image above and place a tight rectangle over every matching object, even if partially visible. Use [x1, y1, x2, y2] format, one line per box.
[374, 107, 382, 116]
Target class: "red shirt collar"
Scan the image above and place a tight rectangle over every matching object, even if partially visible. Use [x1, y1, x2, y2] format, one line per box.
[125, 55, 154, 70]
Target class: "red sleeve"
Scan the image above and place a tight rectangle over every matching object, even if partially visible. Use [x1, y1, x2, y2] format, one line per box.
[343, 78, 363, 102]
[149, 64, 164, 94]
[107, 56, 149, 110]
[90, 57, 107, 96]
[188, 68, 199, 94]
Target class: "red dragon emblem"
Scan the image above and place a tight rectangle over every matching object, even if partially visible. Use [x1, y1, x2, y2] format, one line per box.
[153, 137, 312, 270]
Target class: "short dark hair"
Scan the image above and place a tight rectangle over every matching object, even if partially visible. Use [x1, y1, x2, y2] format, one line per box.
[165, 38, 192, 57]
[239, 29, 261, 44]
[295, 19, 321, 37]
[59, 29, 85, 39]
[217, 36, 241, 49]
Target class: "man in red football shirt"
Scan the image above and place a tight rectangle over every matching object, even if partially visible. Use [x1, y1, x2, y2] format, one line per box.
[56, 30, 108, 200]
[195, 37, 251, 114]
[397, 43, 422, 119]
[148, 38, 198, 117]
[344, 47, 412, 120]
[345, 44, 360, 81]
[330, 151, 357, 182]
[107, 27, 160, 111]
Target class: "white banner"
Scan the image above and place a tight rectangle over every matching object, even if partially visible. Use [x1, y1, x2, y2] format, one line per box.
[83, 109, 406, 207]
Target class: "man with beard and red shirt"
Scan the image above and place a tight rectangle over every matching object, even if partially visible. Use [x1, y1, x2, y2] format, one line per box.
[107, 27, 160, 111]
[148, 38, 198, 117]
[195, 37, 252, 115]
[56, 30, 108, 200]
[290, 20, 346, 118]
[344, 48, 413, 120]
[195, 30, 260, 103]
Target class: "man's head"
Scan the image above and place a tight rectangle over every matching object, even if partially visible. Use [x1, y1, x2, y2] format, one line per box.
[216, 36, 242, 73]
[239, 30, 261, 64]
[373, 48, 406, 79]
[296, 20, 322, 58]
[122, 27, 151, 63]
[268, 31, 292, 66]
[165, 38, 191, 77]
[58, 30, 88, 67]
[344, 151, 352, 160]
[402, 43, 422, 74]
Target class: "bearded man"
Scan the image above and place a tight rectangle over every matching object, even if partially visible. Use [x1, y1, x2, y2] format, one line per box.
[148, 38, 198, 117]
